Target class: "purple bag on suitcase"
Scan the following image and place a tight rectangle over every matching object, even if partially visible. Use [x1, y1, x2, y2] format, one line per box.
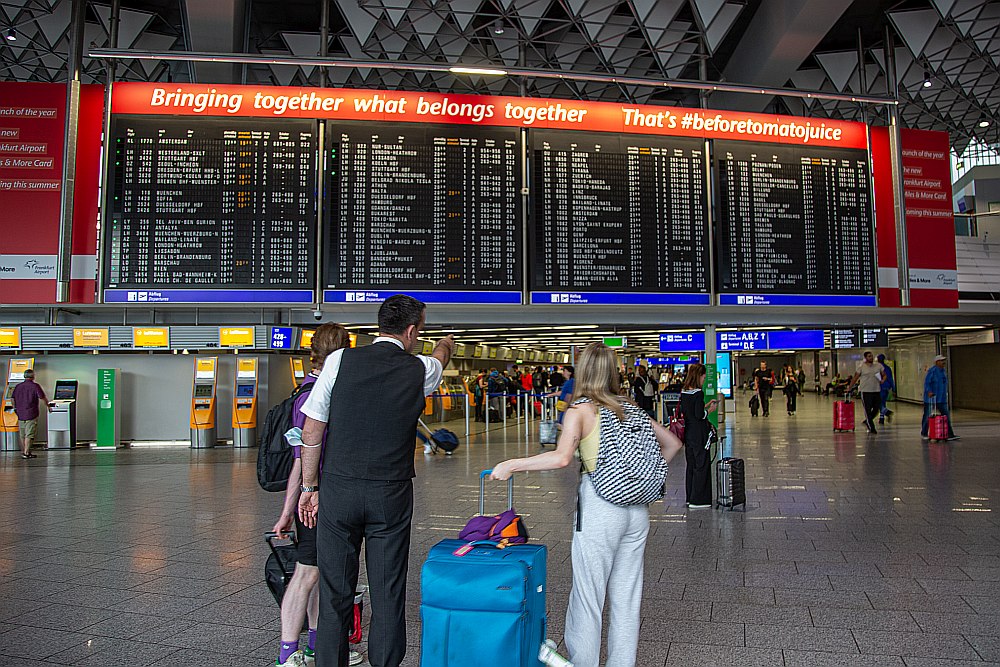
[457, 474, 529, 544]
[458, 508, 528, 544]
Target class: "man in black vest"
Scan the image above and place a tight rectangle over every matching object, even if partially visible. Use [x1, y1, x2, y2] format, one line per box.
[297, 295, 453, 667]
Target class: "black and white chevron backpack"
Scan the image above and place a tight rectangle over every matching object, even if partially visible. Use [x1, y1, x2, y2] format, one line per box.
[577, 398, 668, 506]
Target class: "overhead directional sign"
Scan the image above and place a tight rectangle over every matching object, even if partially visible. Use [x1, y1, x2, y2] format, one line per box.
[659, 332, 706, 352]
[662, 330, 825, 352]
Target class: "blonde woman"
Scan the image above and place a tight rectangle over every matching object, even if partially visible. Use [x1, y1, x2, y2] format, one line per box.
[490, 343, 683, 667]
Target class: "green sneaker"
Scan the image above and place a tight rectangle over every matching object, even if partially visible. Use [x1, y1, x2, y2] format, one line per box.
[302, 648, 315, 666]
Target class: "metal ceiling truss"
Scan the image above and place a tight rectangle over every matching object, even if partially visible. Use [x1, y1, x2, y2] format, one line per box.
[2, 0, 995, 151]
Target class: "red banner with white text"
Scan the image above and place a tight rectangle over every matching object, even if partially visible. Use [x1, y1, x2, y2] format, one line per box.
[872, 127, 958, 308]
[111, 82, 869, 149]
[0, 81, 102, 303]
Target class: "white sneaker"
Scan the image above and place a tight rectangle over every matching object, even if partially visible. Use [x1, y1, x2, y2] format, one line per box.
[349, 650, 364, 666]
[688, 504, 711, 509]
[276, 651, 308, 667]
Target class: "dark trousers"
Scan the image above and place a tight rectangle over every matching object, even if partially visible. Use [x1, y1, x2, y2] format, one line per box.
[316, 474, 413, 667]
[861, 392, 881, 430]
[785, 391, 797, 413]
[759, 389, 770, 416]
[684, 443, 712, 505]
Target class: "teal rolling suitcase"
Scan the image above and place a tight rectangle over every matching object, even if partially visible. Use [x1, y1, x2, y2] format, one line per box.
[420, 473, 547, 667]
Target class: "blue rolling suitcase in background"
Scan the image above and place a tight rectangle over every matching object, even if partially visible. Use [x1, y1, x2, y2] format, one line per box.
[420, 472, 547, 667]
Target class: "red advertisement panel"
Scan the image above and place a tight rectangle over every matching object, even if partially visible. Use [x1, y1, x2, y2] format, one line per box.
[871, 126, 958, 308]
[112, 82, 869, 150]
[0, 82, 101, 304]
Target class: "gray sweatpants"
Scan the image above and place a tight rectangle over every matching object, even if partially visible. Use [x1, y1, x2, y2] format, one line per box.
[564, 478, 650, 667]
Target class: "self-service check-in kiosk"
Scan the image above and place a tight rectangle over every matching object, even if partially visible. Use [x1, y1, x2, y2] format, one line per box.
[47, 379, 79, 449]
[232, 357, 258, 448]
[290, 357, 306, 388]
[190, 357, 218, 449]
[1, 358, 34, 451]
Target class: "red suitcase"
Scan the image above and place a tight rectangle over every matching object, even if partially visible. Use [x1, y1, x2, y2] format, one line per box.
[833, 400, 855, 432]
[928, 413, 950, 441]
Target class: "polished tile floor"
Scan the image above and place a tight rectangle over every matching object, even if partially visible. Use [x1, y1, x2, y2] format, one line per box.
[1, 393, 999, 666]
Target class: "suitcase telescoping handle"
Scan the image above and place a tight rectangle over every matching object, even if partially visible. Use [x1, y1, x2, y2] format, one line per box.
[264, 531, 294, 561]
[479, 469, 514, 516]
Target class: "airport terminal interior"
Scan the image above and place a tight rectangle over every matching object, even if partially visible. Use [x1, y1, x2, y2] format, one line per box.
[4, 0, 1000, 665]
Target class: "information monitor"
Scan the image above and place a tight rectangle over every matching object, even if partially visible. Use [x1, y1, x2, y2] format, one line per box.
[324, 122, 522, 302]
[716, 141, 876, 305]
[530, 131, 710, 304]
[104, 117, 317, 302]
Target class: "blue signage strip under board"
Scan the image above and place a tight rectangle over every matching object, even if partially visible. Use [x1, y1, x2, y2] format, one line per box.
[720, 294, 878, 307]
[324, 290, 522, 304]
[532, 292, 711, 306]
[104, 289, 314, 304]
[637, 356, 701, 366]
[269, 327, 294, 350]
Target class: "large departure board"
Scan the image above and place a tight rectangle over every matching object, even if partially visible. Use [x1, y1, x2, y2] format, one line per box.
[716, 141, 876, 307]
[324, 122, 522, 304]
[530, 131, 710, 305]
[103, 117, 316, 303]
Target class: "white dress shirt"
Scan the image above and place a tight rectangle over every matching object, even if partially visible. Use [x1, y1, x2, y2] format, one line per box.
[301, 336, 444, 423]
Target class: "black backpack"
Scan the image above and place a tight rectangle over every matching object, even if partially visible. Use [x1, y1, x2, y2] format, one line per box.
[257, 383, 314, 492]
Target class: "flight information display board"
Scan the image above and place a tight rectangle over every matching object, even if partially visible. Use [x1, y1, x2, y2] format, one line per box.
[103, 117, 316, 303]
[530, 131, 710, 305]
[830, 327, 889, 349]
[323, 122, 522, 304]
[716, 141, 876, 307]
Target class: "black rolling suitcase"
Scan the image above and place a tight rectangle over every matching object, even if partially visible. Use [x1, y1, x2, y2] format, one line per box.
[264, 532, 365, 641]
[715, 457, 747, 511]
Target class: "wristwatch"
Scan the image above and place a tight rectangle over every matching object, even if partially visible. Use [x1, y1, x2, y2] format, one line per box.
[300, 485, 318, 493]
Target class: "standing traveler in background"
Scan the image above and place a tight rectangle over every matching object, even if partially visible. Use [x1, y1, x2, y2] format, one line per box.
[796, 367, 806, 395]
[473, 371, 486, 422]
[783, 368, 799, 416]
[877, 354, 895, 425]
[546, 365, 575, 425]
[752, 361, 775, 418]
[271, 323, 356, 667]
[297, 295, 454, 667]
[12, 368, 50, 460]
[489, 342, 683, 667]
[632, 364, 657, 418]
[922, 354, 958, 441]
[680, 363, 717, 508]
[848, 351, 884, 434]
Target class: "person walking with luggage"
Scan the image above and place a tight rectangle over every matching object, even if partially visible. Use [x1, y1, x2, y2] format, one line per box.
[490, 343, 683, 667]
[632, 364, 657, 418]
[848, 351, 884, 434]
[271, 323, 356, 667]
[783, 368, 799, 416]
[922, 354, 958, 441]
[752, 361, 775, 417]
[12, 368, 50, 459]
[297, 295, 454, 667]
[877, 354, 895, 425]
[472, 371, 486, 422]
[680, 363, 717, 509]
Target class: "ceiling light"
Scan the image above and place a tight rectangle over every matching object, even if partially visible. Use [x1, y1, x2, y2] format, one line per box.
[449, 66, 508, 76]
[923, 69, 932, 88]
[5, 28, 15, 42]
[493, 20, 505, 35]
[979, 119, 991, 128]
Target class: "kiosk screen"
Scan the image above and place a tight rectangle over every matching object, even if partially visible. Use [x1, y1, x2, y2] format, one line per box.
[194, 384, 214, 398]
[53, 385, 76, 400]
[236, 384, 255, 398]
